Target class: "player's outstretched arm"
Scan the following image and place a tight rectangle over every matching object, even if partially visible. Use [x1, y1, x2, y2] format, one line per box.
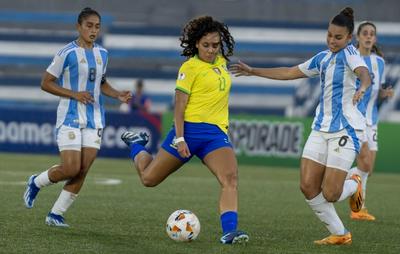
[230, 60, 306, 80]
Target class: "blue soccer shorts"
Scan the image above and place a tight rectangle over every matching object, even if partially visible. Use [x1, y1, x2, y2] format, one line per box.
[161, 122, 233, 163]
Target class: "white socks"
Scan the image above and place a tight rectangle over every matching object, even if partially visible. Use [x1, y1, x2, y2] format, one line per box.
[337, 179, 358, 202]
[306, 192, 346, 235]
[350, 167, 369, 205]
[34, 169, 54, 188]
[51, 190, 78, 216]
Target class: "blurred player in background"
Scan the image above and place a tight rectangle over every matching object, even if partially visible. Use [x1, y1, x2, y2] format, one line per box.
[231, 7, 371, 245]
[349, 21, 394, 221]
[130, 79, 151, 112]
[23, 7, 131, 227]
[121, 16, 249, 244]
[119, 79, 152, 113]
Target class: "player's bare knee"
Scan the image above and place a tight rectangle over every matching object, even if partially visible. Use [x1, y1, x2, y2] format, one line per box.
[220, 170, 238, 190]
[322, 189, 340, 202]
[62, 163, 81, 178]
[300, 181, 319, 199]
[141, 175, 160, 187]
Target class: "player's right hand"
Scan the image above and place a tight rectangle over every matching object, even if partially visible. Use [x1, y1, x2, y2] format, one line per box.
[73, 91, 94, 104]
[177, 141, 191, 158]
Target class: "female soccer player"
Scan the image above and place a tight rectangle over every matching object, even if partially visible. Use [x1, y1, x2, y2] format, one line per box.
[230, 7, 371, 245]
[121, 16, 249, 244]
[349, 21, 394, 221]
[23, 7, 131, 227]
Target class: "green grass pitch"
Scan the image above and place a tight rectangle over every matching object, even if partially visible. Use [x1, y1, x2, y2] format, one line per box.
[0, 152, 399, 254]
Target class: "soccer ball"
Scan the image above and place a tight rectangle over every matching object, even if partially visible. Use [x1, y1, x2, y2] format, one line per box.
[166, 210, 201, 242]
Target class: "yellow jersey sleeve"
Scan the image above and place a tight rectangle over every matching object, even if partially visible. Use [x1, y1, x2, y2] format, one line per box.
[176, 61, 196, 94]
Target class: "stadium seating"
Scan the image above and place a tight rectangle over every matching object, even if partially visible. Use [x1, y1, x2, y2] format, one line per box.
[0, 10, 399, 118]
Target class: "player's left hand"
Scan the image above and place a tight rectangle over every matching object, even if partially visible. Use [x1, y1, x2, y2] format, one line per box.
[118, 91, 132, 103]
[177, 141, 191, 158]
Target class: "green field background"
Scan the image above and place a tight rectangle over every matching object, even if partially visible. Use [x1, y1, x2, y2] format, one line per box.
[162, 112, 399, 173]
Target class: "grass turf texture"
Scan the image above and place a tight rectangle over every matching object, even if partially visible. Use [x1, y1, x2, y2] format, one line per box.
[0, 152, 399, 254]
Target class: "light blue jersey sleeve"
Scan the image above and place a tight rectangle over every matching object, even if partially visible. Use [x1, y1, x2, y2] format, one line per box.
[344, 44, 367, 71]
[298, 51, 329, 78]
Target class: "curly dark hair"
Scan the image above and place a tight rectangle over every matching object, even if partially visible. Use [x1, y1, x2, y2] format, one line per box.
[179, 16, 235, 61]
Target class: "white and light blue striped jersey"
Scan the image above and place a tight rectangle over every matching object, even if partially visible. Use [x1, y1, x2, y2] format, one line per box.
[47, 41, 108, 129]
[298, 44, 368, 132]
[356, 53, 385, 126]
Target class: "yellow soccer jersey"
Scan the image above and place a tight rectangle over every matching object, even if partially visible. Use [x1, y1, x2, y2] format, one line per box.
[176, 55, 231, 133]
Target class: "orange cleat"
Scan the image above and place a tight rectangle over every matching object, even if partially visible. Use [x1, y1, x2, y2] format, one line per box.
[349, 174, 363, 212]
[351, 208, 376, 221]
[314, 232, 352, 245]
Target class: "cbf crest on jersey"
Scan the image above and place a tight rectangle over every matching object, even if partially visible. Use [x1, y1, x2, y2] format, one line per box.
[213, 67, 221, 75]
[178, 72, 186, 80]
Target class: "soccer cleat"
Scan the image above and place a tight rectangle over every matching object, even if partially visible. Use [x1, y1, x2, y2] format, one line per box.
[23, 175, 40, 209]
[349, 174, 363, 213]
[351, 208, 376, 221]
[220, 230, 249, 244]
[314, 232, 352, 245]
[45, 212, 69, 227]
[121, 131, 149, 147]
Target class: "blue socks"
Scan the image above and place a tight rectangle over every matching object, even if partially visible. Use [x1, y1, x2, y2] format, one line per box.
[220, 211, 238, 234]
[129, 144, 147, 160]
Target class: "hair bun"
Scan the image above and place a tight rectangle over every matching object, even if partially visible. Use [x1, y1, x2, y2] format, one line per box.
[82, 7, 92, 12]
[340, 7, 354, 20]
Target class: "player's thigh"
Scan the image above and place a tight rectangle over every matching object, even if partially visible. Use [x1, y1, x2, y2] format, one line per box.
[322, 166, 347, 199]
[300, 157, 325, 198]
[60, 150, 81, 174]
[356, 142, 372, 170]
[81, 147, 98, 172]
[203, 147, 237, 186]
[302, 130, 328, 166]
[143, 148, 185, 184]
